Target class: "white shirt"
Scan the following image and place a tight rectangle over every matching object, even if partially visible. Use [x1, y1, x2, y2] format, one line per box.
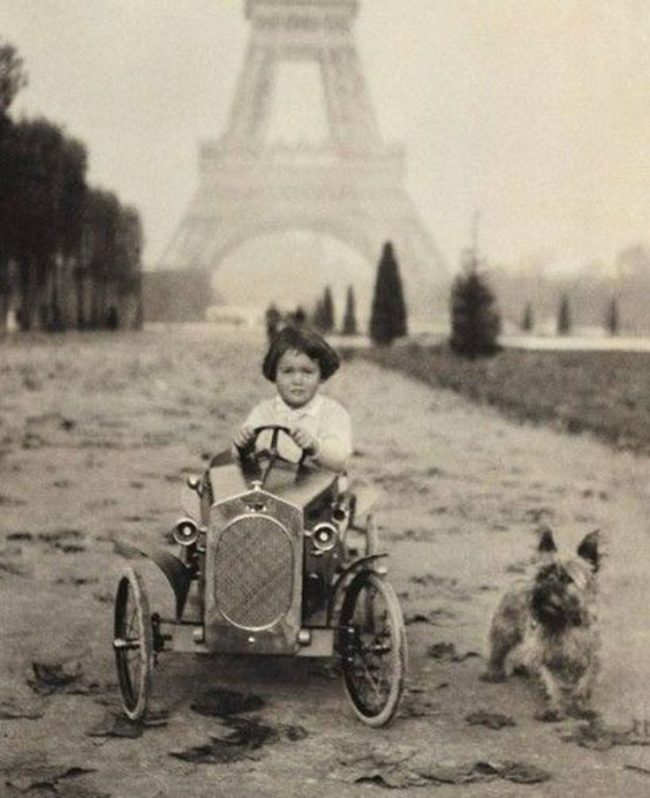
[244, 394, 352, 471]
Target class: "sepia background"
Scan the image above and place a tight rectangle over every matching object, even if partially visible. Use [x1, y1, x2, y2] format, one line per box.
[2, 0, 650, 317]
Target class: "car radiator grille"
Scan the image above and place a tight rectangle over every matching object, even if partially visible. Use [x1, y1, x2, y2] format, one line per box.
[213, 514, 294, 629]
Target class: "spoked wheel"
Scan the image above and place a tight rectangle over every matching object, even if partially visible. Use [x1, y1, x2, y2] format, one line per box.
[338, 571, 407, 726]
[113, 566, 153, 720]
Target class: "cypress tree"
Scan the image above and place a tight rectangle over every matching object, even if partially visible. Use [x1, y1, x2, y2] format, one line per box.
[557, 293, 571, 335]
[322, 286, 334, 333]
[521, 302, 534, 332]
[449, 246, 501, 358]
[342, 284, 358, 335]
[312, 297, 325, 331]
[606, 297, 619, 336]
[369, 241, 407, 345]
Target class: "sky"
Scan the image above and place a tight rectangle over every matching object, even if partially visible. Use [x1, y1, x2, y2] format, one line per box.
[1, 0, 649, 285]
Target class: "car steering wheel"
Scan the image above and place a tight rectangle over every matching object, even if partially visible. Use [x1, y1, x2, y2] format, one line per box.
[237, 425, 309, 486]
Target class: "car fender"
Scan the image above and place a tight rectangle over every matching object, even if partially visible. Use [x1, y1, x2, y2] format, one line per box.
[350, 485, 381, 527]
[115, 540, 192, 620]
[327, 552, 388, 623]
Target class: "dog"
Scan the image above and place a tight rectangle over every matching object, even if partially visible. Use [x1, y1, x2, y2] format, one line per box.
[481, 527, 600, 721]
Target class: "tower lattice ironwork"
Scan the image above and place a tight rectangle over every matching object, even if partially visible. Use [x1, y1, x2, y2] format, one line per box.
[161, 0, 447, 317]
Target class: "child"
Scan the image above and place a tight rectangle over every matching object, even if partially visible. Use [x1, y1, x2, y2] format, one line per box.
[232, 326, 352, 473]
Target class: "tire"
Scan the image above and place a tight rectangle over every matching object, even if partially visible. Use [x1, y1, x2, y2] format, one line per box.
[338, 571, 407, 727]
[113, 566, 153, 720]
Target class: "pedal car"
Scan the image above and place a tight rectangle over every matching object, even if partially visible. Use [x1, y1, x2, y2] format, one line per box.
[113, 425, 407, 726]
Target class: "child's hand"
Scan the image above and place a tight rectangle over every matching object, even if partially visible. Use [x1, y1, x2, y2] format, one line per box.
[232, 424, 256, 454]
[290, 426, 319, 457]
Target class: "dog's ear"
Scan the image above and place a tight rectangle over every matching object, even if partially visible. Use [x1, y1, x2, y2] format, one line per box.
[537, 526, 557, 554]
[577, 530, 600, 572]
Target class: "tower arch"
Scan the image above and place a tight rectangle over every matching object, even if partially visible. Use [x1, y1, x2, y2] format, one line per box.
[160, 0, 448, 321]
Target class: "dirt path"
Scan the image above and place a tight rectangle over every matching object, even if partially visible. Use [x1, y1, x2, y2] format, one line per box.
[2, 326, 650, 797]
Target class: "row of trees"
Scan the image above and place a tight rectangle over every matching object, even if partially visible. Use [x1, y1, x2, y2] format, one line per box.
[522, 295, 620, 336]
[309, 242, 407, 343]
[449, 260, 625, 359]
[0, 41, 143, 333]
[311, 285, 359, 336]
[265, 235, 631, 360]
[265, 283, 360, 342]
[491, 243, 650, 334]
[263, 242, 407, 344]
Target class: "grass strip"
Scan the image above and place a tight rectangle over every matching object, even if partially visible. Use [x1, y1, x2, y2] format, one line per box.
[352, 344, 650, 456]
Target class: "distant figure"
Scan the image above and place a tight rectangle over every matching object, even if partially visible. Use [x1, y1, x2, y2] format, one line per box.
[288, 306, 307, 329]
[265, 303, 282, 342]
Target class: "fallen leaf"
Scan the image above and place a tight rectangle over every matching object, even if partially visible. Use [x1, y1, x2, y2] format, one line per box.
[331, 742, 551, 788]
[560, 720, 650, 750]
[7, 531, 33, 541]
[0, 697, 45, 720]
[27, 660, 102, 696]
[5, 764, 96, 793]
[466, 710, 516, 730]
[169, 717, 306, 765]
[428, 642, 480, 662]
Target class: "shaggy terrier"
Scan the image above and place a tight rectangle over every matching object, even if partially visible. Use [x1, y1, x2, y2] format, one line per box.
[482, 528, 600, 721]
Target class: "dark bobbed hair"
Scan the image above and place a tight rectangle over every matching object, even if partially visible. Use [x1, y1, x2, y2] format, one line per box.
[262, 326, 341, 382]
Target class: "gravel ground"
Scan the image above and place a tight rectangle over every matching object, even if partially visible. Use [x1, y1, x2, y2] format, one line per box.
[2, 324, 650, 797]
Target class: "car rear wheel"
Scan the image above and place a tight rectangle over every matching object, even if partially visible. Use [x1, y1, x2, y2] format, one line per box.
[339, 571, 407, 726]
[113, 566, 153, 720]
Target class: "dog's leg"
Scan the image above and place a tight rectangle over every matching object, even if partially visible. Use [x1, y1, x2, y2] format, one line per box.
[481, 616, 522, 683]
[571, 664, 598, 718]
[535, 664, 566, 721]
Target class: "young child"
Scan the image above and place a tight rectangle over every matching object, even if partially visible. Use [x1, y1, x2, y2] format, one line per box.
[232, 326, 352, 473]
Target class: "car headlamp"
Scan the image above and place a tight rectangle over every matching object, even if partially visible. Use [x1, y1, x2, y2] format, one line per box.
[311, 522, 338, 552]
[173, 518, 199, 546]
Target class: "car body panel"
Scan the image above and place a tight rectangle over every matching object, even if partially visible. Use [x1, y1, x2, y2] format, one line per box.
[203, 486, 304, 654]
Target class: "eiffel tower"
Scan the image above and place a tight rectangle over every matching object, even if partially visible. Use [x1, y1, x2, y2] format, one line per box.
[160, 0, 447, 319]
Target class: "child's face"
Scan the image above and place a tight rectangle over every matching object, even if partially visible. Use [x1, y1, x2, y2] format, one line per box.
[275, 349, 321, 408]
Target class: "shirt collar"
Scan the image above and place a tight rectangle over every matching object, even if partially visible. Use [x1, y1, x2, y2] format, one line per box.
[274, 394, 323, 418]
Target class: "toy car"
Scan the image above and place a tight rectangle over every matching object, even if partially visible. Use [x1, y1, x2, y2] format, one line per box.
[113, 425, 407, 726]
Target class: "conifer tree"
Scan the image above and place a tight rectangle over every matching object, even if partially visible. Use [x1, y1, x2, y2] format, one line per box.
[369, 241, 407, 345]
[322, 286, 334, 333]
[449, 247, 501, 358]
[521, 302, 534, 332]
[606, 297, 619, 336]
[312, 297, 325, 331]
[342, 284, 358, 335]
[557, 293, 571, 335]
